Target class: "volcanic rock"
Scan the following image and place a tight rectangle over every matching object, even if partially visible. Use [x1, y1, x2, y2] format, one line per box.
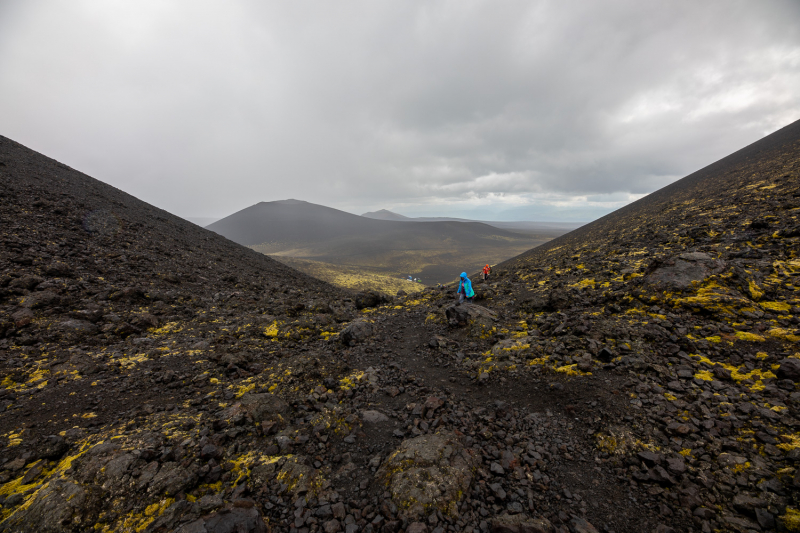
[375, 431, 477, 518]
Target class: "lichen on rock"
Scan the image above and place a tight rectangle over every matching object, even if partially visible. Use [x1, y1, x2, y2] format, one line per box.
[375, 430, 477, 519]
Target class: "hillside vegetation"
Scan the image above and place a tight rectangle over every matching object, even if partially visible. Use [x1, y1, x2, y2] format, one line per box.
[269, 256, 424, 296]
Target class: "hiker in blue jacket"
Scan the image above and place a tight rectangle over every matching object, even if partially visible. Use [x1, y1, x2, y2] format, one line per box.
[457, 272, 475, 304]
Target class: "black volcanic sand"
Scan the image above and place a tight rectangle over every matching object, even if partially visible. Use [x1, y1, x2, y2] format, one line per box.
[0, 119, 799, 533]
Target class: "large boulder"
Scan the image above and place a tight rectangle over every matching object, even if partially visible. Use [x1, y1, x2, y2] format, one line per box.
[175, 506, 268, 533]
[376, 431, 477, 519]
[57, 319, 99, 336]
[444, 304, 497, 339]
[0, 478, 103, 532]
[777, 358, 800, 381]
[21, 291, 61, 309]
[238, 392, 291, 424]
[339, 319, 375, 345]
[644, 252, 725, 290]
[354, 290, 391, 310]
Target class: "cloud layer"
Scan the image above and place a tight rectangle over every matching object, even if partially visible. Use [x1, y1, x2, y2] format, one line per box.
[1, 0, 799, 221]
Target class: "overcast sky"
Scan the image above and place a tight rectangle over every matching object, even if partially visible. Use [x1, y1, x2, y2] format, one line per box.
[1, 1, 799, 222]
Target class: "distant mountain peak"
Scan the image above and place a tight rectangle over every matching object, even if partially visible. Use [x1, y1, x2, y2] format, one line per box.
[361, 209, 410, 221]
[270, 199, 308, 205]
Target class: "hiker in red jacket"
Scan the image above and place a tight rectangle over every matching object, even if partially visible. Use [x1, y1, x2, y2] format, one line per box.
[482, 264, 491, 281]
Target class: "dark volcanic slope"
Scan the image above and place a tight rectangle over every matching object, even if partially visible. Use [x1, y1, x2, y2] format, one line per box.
[2, 118, 800, 533]
[480, 119, 800, 531]
[208, 200, 526, 246]
[208, 200, 547, 284]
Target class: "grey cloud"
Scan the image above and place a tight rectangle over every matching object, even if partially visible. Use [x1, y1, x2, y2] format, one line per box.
[1, 0, 798, 222]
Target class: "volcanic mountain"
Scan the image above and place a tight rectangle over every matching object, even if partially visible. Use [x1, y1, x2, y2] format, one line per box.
[1, 117, 799, 533]
[361, 209, 582, 234]
[207, 200, 561, 284]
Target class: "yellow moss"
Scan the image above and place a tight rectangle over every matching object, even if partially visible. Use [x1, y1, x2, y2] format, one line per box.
[234, 382, 255, 399]
[554, 364, 591, 376]
[768, 328, 800, 342]
[749, 280, 764, 301]
[527, 356, 550, 366]
[735, 331, 765, 342]
[664, 393, 677, 401]
[756, 351, 769, 359]
[762, 301, 791, 313]
[781, 508, 800, 532]
[339, 371, 365, 390]
[150, 322, 181, 336]
[705, 336, 721, 343]
[117, 353, 149, 369]
[679, 449, 692, 457]
[694, 370, 713, 381]
[777, 434, 800, 452]
[209, 377, 219, 385]
[264, 322, 280, 338]
[569, 279, 596, 289]
[730, 461, 751, 474]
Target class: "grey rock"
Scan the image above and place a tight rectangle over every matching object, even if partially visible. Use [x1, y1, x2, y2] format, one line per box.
[568, 517, 599, 533]
[375, 431, 477, 519]
[644, 254, 723, 290]
[203, 506, 268, 533]
[648, 466, 675, 485]
[731, 493, 767, 514]
[665, 457, 686, 474]
[238, 392, 291, 424]
[490, 513, 555, 533]
[21, 291, 61, 309]
[777, 358, 800, 381]
[0, 478, 101, 532]
[488, 483, 506, 500]
[57, 319, 99, 335]
[444, 304, 498, 338]
[490, 462, 505, 475]
[361, 410, 389, 423]
[340, 319, 376, 345]
[198, 494, 224, 512]
[148, 462, 199, 496]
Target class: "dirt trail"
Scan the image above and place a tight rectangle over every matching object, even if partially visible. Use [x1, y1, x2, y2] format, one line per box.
[334, 305, 670, 533]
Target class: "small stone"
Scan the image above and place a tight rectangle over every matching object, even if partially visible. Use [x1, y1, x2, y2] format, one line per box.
[324, 519, 341, 533]
[361, 410, 389, 423]
[490, 462, 505, 475]
[406, 523, 428, 533]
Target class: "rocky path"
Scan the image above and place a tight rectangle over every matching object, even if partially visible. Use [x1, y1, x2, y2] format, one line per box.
[334, 304, 682, 533]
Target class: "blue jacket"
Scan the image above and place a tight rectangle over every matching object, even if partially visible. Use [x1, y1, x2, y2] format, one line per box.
[457, 272, 474, 298]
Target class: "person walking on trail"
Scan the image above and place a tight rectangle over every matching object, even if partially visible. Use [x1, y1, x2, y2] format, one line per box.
[482, 264, 491, 281]
[457, 272, 474, 304]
